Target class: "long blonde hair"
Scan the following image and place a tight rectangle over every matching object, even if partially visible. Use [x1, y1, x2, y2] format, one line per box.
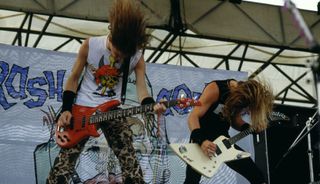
[223, 78, 274, 132]
[109, 0, 148, 57]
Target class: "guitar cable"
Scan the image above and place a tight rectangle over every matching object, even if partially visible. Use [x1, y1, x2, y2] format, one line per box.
[47, 116, 56, 170]
[48, 106, 61, 170]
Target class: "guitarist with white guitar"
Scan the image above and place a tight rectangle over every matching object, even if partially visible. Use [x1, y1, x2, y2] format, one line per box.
[183, 78, 274, 184]
[46, 1, 168, 183]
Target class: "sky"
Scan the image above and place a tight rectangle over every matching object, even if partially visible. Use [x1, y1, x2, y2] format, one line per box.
[244, 0, 319, 11]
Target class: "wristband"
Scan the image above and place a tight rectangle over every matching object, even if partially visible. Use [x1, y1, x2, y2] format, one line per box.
[61, 90, 76, 113]
[240, 123, 250, 131]
[141, 96, 155, 105]
[190, 128, 205, 145]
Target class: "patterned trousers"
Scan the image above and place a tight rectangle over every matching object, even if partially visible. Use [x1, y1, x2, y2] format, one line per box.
[46, 119, 144, 184]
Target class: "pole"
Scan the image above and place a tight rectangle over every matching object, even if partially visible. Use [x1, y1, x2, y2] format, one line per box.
[306, 118, 315, 183]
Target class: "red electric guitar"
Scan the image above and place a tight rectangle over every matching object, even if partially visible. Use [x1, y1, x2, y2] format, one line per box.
[55, 98, 201, 148]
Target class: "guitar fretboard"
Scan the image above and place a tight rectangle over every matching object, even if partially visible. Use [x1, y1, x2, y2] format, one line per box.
[228, 127, 255, 145]
[89, 100, 177, 124]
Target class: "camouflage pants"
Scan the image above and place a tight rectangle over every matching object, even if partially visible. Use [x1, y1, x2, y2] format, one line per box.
[46, 119, 144, 184]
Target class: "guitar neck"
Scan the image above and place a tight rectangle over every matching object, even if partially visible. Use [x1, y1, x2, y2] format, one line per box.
[227, 112, 289, 145]
[228, 127, 255, 145]
[89, 100, 177, 124]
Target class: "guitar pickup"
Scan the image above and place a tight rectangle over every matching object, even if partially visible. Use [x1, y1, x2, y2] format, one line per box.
[222, 139, 231, 149]
[215, 146, 222, 155]
[70, 117, 74, 129]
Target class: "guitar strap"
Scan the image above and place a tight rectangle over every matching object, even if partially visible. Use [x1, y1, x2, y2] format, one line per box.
[57, 56, 129, 118]
[120, 57, 130, 105]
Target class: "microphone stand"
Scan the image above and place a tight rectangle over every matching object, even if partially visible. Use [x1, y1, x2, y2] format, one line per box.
[309, 52, 320, 184]
[279, 1, 320, 183]
[275, 111, 319, 183]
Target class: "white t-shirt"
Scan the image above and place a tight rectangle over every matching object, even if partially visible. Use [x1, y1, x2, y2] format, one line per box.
[76, 36, 141, 107]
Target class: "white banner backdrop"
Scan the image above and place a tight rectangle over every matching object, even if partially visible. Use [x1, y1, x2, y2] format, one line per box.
[0, 43, 252, 184]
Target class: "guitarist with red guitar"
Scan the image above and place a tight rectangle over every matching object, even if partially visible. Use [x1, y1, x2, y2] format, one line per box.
[46, 1, 168, 183]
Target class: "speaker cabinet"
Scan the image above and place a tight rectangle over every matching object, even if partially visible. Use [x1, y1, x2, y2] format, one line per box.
[254, 104, 320, 184]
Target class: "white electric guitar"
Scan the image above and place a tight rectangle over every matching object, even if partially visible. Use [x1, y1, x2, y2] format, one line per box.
[169, 128, 254, 178]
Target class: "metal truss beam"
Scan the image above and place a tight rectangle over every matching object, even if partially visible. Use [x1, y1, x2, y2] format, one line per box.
[0, 9, 317, 107]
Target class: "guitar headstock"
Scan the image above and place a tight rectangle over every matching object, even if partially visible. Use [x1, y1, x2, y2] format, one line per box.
[176, 98, 201, 109]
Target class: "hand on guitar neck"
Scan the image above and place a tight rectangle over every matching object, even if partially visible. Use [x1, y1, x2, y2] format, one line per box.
[57, 98, 167, 130]
[55, 98, 201, 148]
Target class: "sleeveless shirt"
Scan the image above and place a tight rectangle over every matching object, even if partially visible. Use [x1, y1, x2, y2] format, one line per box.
[199, 79, 234, 141]
[75, 36, 141, 107]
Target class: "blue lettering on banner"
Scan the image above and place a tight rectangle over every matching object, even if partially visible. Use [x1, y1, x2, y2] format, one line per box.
[5, 64, 28, 100]
[157, 83, 201, 116]
[44, 70, 64, 101]
[1, 59, 200, 114]
[0, 61, 16, 109]
[0, 60, 66, 110]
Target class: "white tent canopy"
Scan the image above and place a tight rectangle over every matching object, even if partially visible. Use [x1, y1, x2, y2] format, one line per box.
[0, 0, 319, 107]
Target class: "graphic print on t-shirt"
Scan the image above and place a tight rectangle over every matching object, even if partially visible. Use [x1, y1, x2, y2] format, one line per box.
[90, 55, 120, 97]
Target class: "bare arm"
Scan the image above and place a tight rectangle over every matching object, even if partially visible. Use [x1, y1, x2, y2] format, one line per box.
[188, 82, 219, 131]
[134, 55, 166, 113]
[231, 111, 250, 131]
[134, 56, 150, 103]
[57, 39, 88, 127]
[64, 39, 89, 92]
[188, 82, 219, 157]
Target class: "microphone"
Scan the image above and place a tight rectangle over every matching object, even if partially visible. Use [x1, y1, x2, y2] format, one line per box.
[283, 0, 319, 50]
